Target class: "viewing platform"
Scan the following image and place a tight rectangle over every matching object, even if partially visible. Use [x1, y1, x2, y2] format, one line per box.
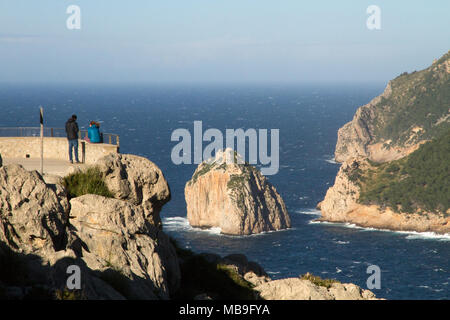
[0, 127, 120, 176]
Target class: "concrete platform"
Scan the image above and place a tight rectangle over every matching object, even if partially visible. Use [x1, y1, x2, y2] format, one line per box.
[3, 158, 85, 177]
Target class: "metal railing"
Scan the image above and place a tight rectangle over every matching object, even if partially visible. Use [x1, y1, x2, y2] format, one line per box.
[0, 127, 119, 147]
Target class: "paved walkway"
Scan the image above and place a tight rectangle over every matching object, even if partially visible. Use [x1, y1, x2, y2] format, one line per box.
[3, 158, 85, 177]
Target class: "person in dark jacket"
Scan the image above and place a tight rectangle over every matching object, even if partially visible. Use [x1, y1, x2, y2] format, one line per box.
[65, 114, 80, 163]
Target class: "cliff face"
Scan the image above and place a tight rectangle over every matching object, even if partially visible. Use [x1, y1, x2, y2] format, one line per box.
[0, 154, 180, 300]
[318, 158, 450, 233]
[335, 51, 450, 163]
[185, 149, 291, 235]
[322, 51, 450, 234]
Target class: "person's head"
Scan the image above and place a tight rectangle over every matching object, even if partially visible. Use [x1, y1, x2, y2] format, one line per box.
[71, 114, 77, 121]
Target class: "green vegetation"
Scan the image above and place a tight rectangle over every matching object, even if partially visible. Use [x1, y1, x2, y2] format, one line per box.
[358, 129, 450, 214]
[300, 273, 340, 289]
[371, 51, 449, 146]
[169, 238, 258, 300]
[63, 167, 113, 199]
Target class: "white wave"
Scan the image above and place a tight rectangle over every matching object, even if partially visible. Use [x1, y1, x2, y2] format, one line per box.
[267, 271, 281, 275]
[162, 216, 292, 237]
[325, 158, 339, 164]
[296, 209, 321, 216]
[311, 220, 450, 241]
[402, 231, 450, 241]
[334, 240, 350, 245]
[163, 216, 222, 235]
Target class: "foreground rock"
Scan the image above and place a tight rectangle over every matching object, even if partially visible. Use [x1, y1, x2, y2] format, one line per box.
[185, 149, 291, 235]
[0, 164, 69, 254]
[193, 252, 379, 300]
[254, 277, 378, 300]
[70, 194, 179, 299]
[0, 154, 180, 300]
[95, 153, 171, 228]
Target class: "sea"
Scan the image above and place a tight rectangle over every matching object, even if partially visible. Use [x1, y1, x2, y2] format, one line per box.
[0, 83, 448, 300]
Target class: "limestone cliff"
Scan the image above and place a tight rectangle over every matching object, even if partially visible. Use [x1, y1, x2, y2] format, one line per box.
[0, 154, 180, 300]
[185, 149, 291, 235]
[318, 158, 450, 233]
[321, 51, 450, 233]
[335, 51, 450, 163]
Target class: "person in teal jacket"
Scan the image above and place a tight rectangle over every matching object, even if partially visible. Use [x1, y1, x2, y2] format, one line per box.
[88, 121, 101, 143]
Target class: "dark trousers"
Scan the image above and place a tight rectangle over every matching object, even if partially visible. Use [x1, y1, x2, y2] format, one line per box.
[68, 139, 79, 162]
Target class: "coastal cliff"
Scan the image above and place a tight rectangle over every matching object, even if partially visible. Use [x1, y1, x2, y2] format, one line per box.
[318, 156, 450, 233]
[320, 51, 450, 233]
[0, 154, 180, 299]
[185, 149, 291, 235]
[335, 51, 450, 163]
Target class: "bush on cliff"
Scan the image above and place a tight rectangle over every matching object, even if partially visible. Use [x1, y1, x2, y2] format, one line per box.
[358, 129, 450, 214]
[63, 167, 113, 200]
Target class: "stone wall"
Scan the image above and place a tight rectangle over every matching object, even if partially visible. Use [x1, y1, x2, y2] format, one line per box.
[0, 137, 119, 164]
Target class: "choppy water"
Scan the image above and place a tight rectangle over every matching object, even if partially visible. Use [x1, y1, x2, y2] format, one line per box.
[0, 83, 448, 300]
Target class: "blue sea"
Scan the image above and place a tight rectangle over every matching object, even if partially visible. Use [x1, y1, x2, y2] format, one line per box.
[0, 83, 448, 300]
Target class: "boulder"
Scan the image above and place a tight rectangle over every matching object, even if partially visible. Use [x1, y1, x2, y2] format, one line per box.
[0, 164, 69, 254]
[95, 153, 171, 228]
[185, 149, 291, 235]
[69, 194, 180, 299]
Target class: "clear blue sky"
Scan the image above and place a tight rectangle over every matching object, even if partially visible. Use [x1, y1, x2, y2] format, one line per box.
[0, 0, 449, 84]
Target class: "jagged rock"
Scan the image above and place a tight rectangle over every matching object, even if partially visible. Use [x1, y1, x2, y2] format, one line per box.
[185, 149, 291, 235]
[0, 155, 180, 300]
[95, 153, 171, 228]
[69, 194, 180, 299]
[254, 277, 379, 300]
[0, 164, 69, 254]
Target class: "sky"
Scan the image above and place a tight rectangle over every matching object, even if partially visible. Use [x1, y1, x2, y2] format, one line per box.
[0, 0, 449, 84]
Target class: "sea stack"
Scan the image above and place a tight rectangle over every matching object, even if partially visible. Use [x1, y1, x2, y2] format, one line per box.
[185, 149, 291, 235]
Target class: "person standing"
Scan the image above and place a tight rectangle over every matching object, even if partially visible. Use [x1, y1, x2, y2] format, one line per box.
[65, 114, 80, 163]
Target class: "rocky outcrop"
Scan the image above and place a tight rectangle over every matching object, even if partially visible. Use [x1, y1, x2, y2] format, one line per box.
[0, 153, 180, 300]
[185, 149, 291, 235]
[0, 164, 69, 254]
[95, 153, 171, 228]
[254, 277, 378, 300]
[318, 158, 450, 233]
[70, 194, 179, 299]
[195, 252, 379, 300]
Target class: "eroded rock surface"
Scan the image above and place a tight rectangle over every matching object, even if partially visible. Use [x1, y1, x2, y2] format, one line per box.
[185, 149, 290, 235]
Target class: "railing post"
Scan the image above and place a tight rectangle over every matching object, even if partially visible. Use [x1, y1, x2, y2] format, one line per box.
[109, 135, 112, 145]
[51, 128, 54, 137]
[117, 135, 120, 147]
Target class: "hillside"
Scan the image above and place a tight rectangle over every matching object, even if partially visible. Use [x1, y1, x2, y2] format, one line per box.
[353, 129, 449, 215]
[335, 50, 450, 163]
[319, 51, 450, 233]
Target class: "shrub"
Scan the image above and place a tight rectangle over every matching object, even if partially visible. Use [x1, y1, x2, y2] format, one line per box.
[63, 167, 113, 200]
[300, 272, 340, 289]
